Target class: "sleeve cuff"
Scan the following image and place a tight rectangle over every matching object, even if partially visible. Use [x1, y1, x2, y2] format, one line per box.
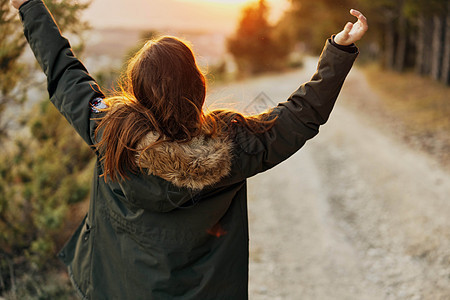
[19, 0, 34, 10]
[330, 35, 358, 54]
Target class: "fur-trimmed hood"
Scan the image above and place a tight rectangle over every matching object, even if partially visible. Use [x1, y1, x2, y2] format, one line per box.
[136, 133, 233, 190]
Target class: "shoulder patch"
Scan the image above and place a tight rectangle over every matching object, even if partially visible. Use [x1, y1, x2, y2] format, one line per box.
[91, 97, 108, 113]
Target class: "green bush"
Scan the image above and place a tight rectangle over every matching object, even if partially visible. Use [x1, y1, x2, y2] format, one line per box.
[0, 100, 94, 295]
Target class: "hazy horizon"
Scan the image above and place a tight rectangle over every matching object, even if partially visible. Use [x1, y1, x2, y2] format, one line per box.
[83, 0, 289, 33]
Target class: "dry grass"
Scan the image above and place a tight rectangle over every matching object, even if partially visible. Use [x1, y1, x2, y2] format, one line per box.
[361, 64, 450, 168]
[363, 64, 450, 131]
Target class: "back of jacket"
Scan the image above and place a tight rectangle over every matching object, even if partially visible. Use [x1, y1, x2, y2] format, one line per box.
[19, 1, 358, 299]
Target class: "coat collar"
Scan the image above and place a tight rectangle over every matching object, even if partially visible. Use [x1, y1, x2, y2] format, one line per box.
[136, 132, 232, 190]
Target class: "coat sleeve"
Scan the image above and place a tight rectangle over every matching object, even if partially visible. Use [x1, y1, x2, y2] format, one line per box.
[19, 0, 104, 147]
[234, 39, 358, 178]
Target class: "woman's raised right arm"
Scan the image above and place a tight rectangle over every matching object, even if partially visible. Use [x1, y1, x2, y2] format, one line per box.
[234, 10, 368, 178]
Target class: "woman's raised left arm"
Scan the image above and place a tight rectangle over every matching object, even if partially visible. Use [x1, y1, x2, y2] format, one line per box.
[14, 0, 105, 146]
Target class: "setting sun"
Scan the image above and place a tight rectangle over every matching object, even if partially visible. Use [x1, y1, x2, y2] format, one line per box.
[178, 0, 287, 9]
[180, 0, 252, 4]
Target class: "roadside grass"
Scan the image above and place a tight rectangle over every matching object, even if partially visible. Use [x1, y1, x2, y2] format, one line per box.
[361, 64, 450, 168]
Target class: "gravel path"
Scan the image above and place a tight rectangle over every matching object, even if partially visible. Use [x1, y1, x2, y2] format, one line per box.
[208, 59, 450, 300]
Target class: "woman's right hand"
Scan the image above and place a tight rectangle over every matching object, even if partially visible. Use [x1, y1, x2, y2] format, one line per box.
[11, 0, 28, 9]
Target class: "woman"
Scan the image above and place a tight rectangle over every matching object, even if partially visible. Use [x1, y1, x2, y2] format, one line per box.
[12, 0, 367, 299]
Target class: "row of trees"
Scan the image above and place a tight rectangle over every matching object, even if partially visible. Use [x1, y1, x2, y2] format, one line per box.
[228, 0, 450, 85]
[357, 0, 449, 84]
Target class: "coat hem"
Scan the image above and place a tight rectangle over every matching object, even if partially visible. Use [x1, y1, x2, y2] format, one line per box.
[68, 265, 89, 300]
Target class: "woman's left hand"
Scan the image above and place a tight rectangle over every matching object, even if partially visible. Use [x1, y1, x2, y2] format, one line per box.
[334, 9, 368, 46]
[11, 0, 28, 9]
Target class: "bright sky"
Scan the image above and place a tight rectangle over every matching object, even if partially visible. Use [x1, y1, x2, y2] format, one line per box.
[178, 0, 254, 4]
[84, 0, 289, 32]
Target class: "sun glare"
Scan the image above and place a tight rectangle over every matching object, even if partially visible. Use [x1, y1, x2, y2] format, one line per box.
[180, 0, 253, 5]
[204, 0, 251, 3]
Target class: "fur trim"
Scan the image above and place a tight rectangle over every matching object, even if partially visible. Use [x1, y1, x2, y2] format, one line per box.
[136, 133, 232, 190]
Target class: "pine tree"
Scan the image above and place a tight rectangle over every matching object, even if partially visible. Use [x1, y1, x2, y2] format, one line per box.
[227, 0, 290, 75]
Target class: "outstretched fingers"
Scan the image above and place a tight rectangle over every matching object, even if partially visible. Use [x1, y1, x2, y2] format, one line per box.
[350, 9, 368, 31]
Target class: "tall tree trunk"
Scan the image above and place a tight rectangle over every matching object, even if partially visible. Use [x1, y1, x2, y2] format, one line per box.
[415, 14, 434, 75]
[431, 14, 445, 81]
[384, 12, 397, 70]
[395, 7, 408, 72]
[415, 15, 425, 74]
[440, 3, 450, 85]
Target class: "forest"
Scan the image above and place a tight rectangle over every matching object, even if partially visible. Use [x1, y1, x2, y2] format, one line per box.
[0, 0, 449, 298]
[229, 0, 449, 84]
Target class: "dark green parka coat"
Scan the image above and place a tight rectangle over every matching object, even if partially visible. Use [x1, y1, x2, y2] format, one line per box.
[20, 1, 358, 299]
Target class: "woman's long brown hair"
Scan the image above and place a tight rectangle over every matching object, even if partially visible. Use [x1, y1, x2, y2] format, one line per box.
[95, 36, 276, 182]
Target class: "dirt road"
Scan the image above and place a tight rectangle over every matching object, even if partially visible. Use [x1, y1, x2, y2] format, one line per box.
[207, 58, 450, 300]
